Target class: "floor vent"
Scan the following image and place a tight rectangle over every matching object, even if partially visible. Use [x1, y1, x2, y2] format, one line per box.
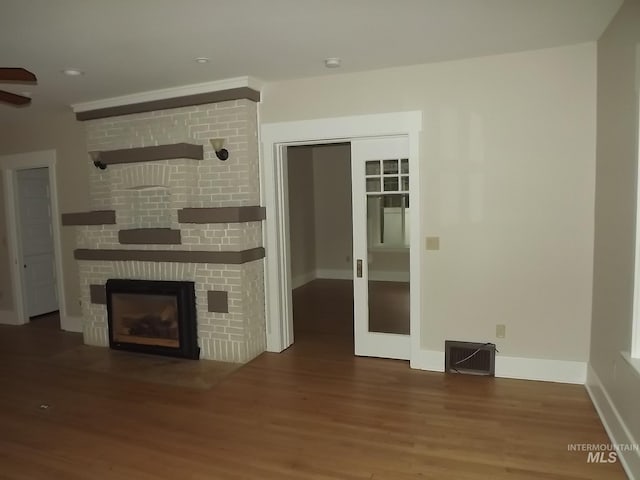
[445, 340, 496, 376]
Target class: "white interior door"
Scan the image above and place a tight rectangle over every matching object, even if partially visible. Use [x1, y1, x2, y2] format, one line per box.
[17, 167, 59, 317]
[351, 137, 411, 360]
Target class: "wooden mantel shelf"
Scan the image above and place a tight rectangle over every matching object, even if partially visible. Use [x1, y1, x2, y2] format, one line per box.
[90, 143, 203, 168]
[61, 210, 116, 226]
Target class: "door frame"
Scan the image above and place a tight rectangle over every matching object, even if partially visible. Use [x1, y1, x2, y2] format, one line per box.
[260, 112, 423, 360]
[0, 150, 68, 329]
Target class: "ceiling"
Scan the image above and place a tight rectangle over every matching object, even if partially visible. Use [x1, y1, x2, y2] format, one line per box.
[0, 0, 622, 122]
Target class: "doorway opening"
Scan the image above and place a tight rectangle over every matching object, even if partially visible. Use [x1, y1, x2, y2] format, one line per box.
[261, 112, 422, 363]
[16, 167, 60, 327]
[0, 149, 67, 331]
[286, 143, 355, 355]
[286, 141, 412, 357]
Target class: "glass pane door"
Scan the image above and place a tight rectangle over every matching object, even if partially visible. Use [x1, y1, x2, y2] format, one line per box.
[351, 137, 411, 360]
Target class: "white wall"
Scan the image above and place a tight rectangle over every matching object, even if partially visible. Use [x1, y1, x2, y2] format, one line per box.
[287, 146, 317, 287]
[0, 110, 89, 319]
[312, 144, 353, 277]
[0, 170, 12, 310]
[261, 43, 597, 365]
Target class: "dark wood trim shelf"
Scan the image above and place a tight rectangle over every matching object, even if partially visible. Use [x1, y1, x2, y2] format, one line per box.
[76, 87, 261, 121]
[178, 206, 266, 224]
[74, 247, 265, 264]
[61, 210, 116, 226]
[91, 143, 203, 167]
[118, 229, 181, 245]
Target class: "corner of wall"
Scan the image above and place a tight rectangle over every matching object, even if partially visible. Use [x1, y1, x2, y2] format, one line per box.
[0, 309, 19, 325]
[586, 364, 640, 479]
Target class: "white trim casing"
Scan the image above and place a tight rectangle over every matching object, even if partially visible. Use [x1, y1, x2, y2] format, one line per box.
[72, 76, 263, 113]
[586, 365, 640, 479]
[0, 150, 68, 329]
[2, 168, 25, 325]
[260, 112, 423, 356]
[632, 55, 640, 358]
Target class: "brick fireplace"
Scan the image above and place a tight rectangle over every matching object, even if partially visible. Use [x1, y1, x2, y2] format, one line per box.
[62, 87, 266, 363]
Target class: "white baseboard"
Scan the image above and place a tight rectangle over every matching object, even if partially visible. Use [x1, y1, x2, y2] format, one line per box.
[410, 349, 445, 371]
[495, 355, 586, 384]
[0, 309, 22, 325]
[370, 271, 410, 282]
[410, 348, 587, 384]
[291, 271, 317, 289]
[316, 269, 410, 282]
[316, 269, 353, 280]
[586, 365, 640, 479]
[60, 314, 83, 333]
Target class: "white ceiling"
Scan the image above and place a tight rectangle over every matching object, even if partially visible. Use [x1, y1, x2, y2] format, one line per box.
[0, 0, 622, 122]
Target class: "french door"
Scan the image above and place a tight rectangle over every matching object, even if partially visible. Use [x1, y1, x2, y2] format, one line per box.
[351, 137, 411, 360]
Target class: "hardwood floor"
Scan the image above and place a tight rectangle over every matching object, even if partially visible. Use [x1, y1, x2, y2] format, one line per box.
[292, 279, 410, 336]
[0, 285, 626, 479]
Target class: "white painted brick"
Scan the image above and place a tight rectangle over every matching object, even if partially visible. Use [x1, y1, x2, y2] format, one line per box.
[76, 99, 265, 362]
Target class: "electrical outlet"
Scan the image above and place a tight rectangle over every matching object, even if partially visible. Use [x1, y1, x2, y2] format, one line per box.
[496, 324, 506, 339]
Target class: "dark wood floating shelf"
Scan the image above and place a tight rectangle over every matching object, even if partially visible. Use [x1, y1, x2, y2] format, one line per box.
[178, 206, 266, 224]
[61, 210, 116, 226]
[76, 87, 260, 121]
[74, 247, 265, 264]
[119, 228, 181, 245]
[91, 143, 203, 167]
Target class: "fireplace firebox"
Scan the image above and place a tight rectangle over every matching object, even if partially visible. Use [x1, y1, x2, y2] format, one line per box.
[106, 279, 199, 359]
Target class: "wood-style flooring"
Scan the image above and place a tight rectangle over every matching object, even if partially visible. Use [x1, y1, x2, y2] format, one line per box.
[0, 283, 626, 479]
[293, 279, 410, 336]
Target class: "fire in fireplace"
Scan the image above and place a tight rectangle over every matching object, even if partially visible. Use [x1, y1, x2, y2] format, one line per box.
[106, 279, 199, 359]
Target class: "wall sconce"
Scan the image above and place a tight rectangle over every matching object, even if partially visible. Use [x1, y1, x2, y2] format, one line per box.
[210, 138, 229, 161]
[90, 151, 106, 170]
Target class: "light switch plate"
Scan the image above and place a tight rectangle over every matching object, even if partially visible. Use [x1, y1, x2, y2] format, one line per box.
[426, 236, 440, 250]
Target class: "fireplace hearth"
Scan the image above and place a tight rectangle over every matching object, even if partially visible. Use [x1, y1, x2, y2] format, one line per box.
[106, 279, 199, 359]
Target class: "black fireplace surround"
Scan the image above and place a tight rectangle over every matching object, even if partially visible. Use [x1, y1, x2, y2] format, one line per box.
[106, 279, 199, 359]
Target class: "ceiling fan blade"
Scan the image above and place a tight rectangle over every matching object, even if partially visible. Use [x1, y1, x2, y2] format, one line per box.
[0, 89, 32, 106]
[0, 68, 37, 83]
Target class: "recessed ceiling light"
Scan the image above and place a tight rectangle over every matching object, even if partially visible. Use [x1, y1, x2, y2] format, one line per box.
[62, 68, 84, 76]
[195, 57, 210, 64]
[324, 57, 341, 68]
